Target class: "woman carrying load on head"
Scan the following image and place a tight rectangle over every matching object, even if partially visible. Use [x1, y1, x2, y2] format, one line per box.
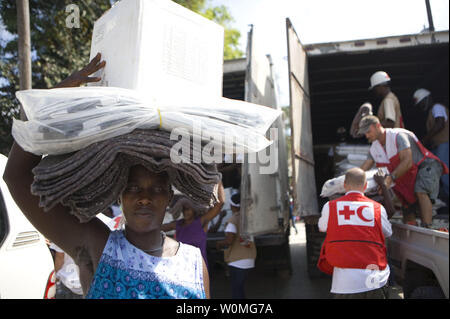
[3, 53, 220, 299]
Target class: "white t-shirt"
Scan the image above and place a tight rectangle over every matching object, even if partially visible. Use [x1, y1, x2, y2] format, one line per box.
[318, 191, 392, 294]
[49, 243, 83, 295]
[224, 222, 255, 269]
[432, 103, 448, 121]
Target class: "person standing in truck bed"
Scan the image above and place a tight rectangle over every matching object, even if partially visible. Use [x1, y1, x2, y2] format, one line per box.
[369, 71, 404, 129]
[359, 116, 448, 228]
[412, 89, 449, 202]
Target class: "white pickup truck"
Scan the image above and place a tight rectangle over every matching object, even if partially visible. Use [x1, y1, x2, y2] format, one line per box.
[0, 154, 56, 299]
[388, 220, 449, 299]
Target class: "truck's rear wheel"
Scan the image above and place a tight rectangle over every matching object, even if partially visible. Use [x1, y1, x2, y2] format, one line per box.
[403, 265, 443, 299]
[410, 286, 445, 299]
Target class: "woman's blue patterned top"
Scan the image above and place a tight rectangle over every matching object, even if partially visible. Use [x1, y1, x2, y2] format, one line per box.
[85, 230, 205, 299]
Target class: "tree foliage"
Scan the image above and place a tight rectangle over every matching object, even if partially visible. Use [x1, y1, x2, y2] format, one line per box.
[0, 0, 242, 155]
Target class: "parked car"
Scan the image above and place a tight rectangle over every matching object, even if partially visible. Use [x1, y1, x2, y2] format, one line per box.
[0, 154, 56, 299]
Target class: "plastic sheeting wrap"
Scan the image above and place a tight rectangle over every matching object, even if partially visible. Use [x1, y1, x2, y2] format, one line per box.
[332, 144, 370, 176]
[320, 167, 389, 198]
[12, 87, 281, 156]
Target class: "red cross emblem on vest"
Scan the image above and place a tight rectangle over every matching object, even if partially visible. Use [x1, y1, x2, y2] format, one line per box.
[339, 206, 355, 220]
[336, 202, 375, 226]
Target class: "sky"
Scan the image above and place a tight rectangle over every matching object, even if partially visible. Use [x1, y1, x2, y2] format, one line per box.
[208, 0, 450, 106]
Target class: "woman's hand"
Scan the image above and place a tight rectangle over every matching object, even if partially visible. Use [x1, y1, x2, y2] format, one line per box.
[54, 52, 106, 88]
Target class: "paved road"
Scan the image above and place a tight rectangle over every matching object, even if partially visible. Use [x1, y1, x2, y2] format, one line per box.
[208, 221, 332, 299]
[208, 221, 403, 299]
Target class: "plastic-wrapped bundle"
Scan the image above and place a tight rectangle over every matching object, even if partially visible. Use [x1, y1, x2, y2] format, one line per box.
[12, 87, 281, 156]
[335, 145, 370, 157]
[320, 168, 389, 198]
[347, 153, 368, 166]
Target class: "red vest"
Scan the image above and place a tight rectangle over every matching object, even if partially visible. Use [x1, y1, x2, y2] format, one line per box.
[370, 128, 449, 206]
[317, 192, 387, 275]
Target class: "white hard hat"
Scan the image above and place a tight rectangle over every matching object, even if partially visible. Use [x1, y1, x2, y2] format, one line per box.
[413, 88, 431, 105]
[369, 71, 391, 90]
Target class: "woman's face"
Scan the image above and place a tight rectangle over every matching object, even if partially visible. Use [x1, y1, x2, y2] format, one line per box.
[120, 165, 172, 233]
[182, 206, 195, 220]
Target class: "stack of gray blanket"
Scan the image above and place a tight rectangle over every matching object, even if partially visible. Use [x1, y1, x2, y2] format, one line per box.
[31, 129, 221, 222]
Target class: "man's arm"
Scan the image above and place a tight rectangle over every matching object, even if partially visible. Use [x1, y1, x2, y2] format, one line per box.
[381, 119, 395, 129]
[361, 158, 375, 171]
[54, 252, 65, 273]
[374, 173, 396, 219]
[422, 117, 446, 148]
[215, 232, 235, 250]
[161, 220, 177, 232]
[208, 210, 227, 233]
[380, 98, 396, 128]
[384, 148, 413, 189]
[318, 202, 330, 232]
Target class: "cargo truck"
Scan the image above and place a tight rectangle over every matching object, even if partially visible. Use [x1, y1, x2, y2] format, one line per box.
[207, 25, 292, 275]
[286, 18, 448, 298]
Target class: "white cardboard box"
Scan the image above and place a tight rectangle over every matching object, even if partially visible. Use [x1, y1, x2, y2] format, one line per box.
[89, 0, 224, 104]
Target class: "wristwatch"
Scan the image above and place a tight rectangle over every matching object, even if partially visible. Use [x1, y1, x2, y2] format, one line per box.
[389, 173, 397, 181]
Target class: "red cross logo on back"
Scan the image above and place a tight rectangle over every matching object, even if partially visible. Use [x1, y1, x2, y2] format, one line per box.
[339, 206, 355, 220]
[336, 202, 375, 226]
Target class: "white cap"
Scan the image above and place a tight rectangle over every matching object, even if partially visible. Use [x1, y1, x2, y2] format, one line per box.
[413, 88, 431, 105]
[369, 71, 391, 90]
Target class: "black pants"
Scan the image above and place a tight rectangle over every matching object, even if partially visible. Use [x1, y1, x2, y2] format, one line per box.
[229, 266, 251, 299]
[333, 284, 389, 299]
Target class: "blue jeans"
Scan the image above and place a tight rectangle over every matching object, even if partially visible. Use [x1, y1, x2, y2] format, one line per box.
[431, 142, 449, 199]
[229, 266, 251, 299]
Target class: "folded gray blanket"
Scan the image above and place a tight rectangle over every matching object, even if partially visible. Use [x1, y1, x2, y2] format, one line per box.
[31, 129, 221, 222]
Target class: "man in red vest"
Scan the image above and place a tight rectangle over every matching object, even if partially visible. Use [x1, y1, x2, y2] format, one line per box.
[359, 116, 448, 228]
[318, 167, 392, 298]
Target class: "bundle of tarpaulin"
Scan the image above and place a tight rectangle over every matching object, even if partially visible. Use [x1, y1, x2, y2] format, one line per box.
[31, 129, 221, 222]
[13, 87, 280, 222]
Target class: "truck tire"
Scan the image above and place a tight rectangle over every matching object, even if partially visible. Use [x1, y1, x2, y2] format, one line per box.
[410, 286, 445, 299]
[403, 265, 442, 299]
[255, 231, 292, 276]
[276, 232, 293, 278]
[305, 223, 327, 279]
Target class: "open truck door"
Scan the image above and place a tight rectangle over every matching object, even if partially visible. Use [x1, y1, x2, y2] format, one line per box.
[286, 18, 325, 278]
[240, 25, 290, 238]
[286, 18, 319, 220]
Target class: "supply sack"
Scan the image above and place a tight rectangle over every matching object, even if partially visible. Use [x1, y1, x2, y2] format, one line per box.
[12, 87, 281, 156]
[320, 168, 387, 198]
